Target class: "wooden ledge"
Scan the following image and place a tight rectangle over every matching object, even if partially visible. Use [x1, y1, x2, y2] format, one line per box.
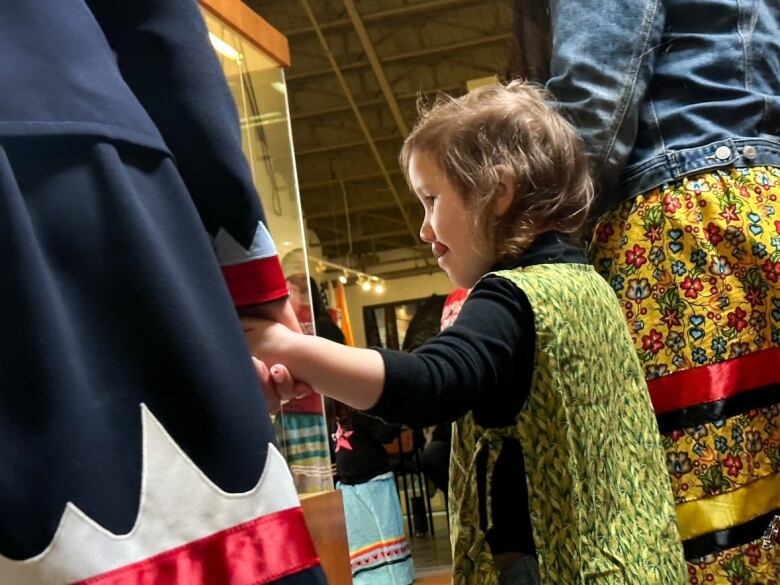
[199, 0, 290, 67]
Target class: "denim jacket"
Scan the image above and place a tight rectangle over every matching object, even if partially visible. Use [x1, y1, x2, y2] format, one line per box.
[546, 0, 780, 216]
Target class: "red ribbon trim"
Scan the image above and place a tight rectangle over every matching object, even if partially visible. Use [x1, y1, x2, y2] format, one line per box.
[349, 537, 408, 560]
[222, 256, 289, 307]
[76, 507, 320, 585]
[648, 346, 780, 414]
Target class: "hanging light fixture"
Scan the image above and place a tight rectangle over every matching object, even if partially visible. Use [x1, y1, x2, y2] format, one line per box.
[308, 255, 386, 294]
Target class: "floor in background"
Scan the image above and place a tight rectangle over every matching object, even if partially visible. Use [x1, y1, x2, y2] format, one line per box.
[414, 571, 452, 585]
[407, 511, 452, 583]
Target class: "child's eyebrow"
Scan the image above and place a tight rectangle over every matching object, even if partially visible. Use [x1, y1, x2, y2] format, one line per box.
[414, 182, 436, 193]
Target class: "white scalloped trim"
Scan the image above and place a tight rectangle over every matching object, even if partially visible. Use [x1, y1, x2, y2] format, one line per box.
[213, 222, 277, 266]
[0, 404, 299, 585]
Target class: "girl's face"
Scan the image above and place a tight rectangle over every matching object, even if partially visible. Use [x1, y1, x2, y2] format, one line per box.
[409, 151, 498, 288]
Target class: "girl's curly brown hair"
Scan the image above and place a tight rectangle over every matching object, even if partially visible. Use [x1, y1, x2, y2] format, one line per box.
[400, 80, 593, 262]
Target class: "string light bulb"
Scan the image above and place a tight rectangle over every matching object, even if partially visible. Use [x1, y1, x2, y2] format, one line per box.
[306, 255, 384, 293]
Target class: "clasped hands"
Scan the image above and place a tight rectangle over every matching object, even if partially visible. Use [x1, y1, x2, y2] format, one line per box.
[243, 317, 308, 413]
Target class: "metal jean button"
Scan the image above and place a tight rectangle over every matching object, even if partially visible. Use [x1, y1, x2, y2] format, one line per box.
[743, 145, 757, 160]
[715, 146, 732, 161]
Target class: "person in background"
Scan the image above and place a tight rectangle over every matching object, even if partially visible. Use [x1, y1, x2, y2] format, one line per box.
[249, 81, 686, 584]
[304, 281, 413, 584]
[0, 1, 324, 583]
[419, 288, 467, 498]
[275, 275, 341, 493]
[330, 401, 415, 585]
[542, 0, 780, 581]
[419, 422, 451, 497]
[309, 276, 347, 344]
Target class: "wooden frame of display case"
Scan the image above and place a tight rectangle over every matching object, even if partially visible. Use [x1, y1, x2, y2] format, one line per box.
[199, 0, 290, 66]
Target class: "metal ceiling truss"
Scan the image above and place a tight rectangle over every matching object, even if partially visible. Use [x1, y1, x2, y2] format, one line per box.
[298, 0, 431, 267]
[295, 133, 399, 157]
[286, 34, 512, 82]
[285, 0, 479, 37]
[342, 0, 409, 137]
[245, 0, 512, 277]
[319, 229, 409, 247]
[291, 82, 462, 121]
[299, 169, 403, 192]
[305, 195, 413, 219]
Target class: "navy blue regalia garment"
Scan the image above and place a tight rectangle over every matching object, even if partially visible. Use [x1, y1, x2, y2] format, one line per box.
[0, 1, 326, 583]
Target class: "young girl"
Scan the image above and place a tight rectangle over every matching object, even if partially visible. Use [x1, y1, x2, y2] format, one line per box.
[247, 81, 686, 584]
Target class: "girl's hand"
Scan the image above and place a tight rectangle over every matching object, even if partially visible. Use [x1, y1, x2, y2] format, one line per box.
[244, 317, 385, 411]
[251, 358, 309, 413]
[241, 317, 294, 363]
[243, 318, 311, 411]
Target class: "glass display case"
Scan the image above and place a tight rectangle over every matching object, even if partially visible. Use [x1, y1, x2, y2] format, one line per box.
[200, 2, 332, 494]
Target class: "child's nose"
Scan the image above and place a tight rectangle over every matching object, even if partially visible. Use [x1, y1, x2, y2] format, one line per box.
[419, 220, 434, 243]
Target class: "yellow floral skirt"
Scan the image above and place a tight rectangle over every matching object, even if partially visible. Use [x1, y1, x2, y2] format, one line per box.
[590, 166, 780, 585]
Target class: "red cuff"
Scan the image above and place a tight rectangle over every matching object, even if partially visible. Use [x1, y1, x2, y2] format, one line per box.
[280, 394, 324, 414]
[222, 256, 288, 307]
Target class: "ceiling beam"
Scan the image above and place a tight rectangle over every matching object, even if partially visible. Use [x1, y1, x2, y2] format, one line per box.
[361, 211, 409, 228]
[374, 265, 442, 280]
[343, 0, 409, 137]
[290, 83, 462, 121]
[319, 228, 410, 247]
[299, 0, 430, 267]
[305, 197, 413, 219]
[286, 34, 512, 82]
[295, 133, 399, 157]
[325, 243, 429, 265]
[310, 224, 420, 251]
[299, 169, 402, 191]
[285, 0, 477, 37]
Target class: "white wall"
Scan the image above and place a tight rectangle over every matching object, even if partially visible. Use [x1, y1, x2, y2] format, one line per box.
[340, 271, 455, 347]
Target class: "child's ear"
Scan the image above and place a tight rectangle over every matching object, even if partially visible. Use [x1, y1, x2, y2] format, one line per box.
[492, 167, 515, 217]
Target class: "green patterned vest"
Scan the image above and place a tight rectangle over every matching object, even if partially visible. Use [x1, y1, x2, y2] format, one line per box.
[449, 264, 685, 584]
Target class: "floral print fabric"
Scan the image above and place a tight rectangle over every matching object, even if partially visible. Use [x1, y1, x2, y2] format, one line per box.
[590, 165, 780, 584]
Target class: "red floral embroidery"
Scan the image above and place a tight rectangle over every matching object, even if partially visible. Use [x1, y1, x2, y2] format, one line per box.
[680, 276, 704, 299]
[726, 307, 748, 332]
[596, 222, 614, 243]
[625, 244, 648, 269]
[661, 309, 682, 327]
[704, 222, 723, 245]
[642, 329, 665, 354]
[663, 194, 682, 213]
[761, 259, 780, 283]
[723, 453, 743, 477]
[720, 204, 739, 223]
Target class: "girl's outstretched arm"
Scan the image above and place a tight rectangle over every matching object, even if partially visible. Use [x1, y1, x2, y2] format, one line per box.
[244, 318, 385, 410]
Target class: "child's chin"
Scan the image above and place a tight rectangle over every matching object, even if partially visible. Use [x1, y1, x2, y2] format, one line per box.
[447, 272, 470, 289]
